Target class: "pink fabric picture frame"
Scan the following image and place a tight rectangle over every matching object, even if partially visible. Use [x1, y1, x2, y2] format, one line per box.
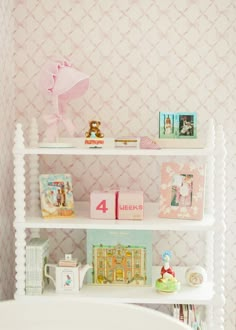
[159, 162, 205, 220]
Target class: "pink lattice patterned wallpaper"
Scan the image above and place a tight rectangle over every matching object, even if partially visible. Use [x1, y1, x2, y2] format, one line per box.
[0, 0, 15, 300]
[10, 1, 236, 329]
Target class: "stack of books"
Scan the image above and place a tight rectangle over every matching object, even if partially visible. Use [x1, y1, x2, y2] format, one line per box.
[25, 237, 50, 295]
[173, 304, 206, 329]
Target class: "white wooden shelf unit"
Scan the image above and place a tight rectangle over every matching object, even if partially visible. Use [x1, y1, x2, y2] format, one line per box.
[20, 267, 213, 305]
[13, 119, 226, 330]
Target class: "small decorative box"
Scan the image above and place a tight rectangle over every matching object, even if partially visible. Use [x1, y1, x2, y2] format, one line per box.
[115, 137, 139, 148]
[117, 190, 144, 220]
[90, 190, 117, 220]
[185, 266, 207, 287]
[58, 254, 78, 267]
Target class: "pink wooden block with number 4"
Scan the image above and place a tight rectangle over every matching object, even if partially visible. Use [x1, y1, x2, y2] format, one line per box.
[90, 191, 117, 220]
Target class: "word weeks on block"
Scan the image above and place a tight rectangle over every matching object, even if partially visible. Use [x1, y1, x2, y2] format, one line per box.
[117, 190, 143, 220]
[90, 190, 143, 220]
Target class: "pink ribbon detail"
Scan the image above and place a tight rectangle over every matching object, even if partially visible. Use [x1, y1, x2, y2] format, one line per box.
[43, 112, 75, 141]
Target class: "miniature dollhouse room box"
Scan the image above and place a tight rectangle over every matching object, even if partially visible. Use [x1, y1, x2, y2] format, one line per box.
[86, 229, 152, 286]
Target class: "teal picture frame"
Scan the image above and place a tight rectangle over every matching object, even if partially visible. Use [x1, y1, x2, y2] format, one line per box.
[159, 112, 197, 139]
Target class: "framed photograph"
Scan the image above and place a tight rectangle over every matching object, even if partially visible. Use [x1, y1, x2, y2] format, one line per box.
[159, 112, 197, 139]
[159, 112, 176, 138]
[159, 162, 205, 220]
[175, 112, 197, 138]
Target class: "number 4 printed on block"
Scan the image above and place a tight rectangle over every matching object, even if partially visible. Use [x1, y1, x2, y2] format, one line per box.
[90, 191, 117, 219]
[96, 200, 108, 213]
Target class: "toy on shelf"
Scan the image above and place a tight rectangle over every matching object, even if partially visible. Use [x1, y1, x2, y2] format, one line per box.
[40, 58, 89, 143]
[85, 120, 104, 148]
[44, 254, 92, 293]
[85, 120, 104, 138]
[155, 251, 180, 293]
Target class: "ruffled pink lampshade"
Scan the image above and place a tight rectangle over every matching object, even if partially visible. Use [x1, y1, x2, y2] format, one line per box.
[40, 59, 89, 97]
[40, 59, 89, 141]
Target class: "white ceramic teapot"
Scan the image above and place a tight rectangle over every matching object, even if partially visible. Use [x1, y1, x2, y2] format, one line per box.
[44, 260, 92, 293]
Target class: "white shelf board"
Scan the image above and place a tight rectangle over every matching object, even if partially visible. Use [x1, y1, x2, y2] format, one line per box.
[16, 146, 210, 157]
[15, 202, 214, 231]
[17, 267, 213, 304]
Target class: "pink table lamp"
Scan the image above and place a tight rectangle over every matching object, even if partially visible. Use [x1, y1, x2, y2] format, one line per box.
[40, 59, 89, 142]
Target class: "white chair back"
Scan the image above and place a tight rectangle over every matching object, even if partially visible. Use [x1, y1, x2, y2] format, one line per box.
[0, 300, 191, 330]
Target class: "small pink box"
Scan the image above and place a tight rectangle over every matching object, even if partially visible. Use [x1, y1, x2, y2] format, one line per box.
[117, 191, 144, 220]
[90, 191, 117, 220]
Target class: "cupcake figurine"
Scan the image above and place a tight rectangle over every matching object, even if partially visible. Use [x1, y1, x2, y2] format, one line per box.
[155, 251, 180, 293]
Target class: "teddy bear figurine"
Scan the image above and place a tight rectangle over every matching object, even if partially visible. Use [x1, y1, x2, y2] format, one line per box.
[85, 120, 104, 139]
